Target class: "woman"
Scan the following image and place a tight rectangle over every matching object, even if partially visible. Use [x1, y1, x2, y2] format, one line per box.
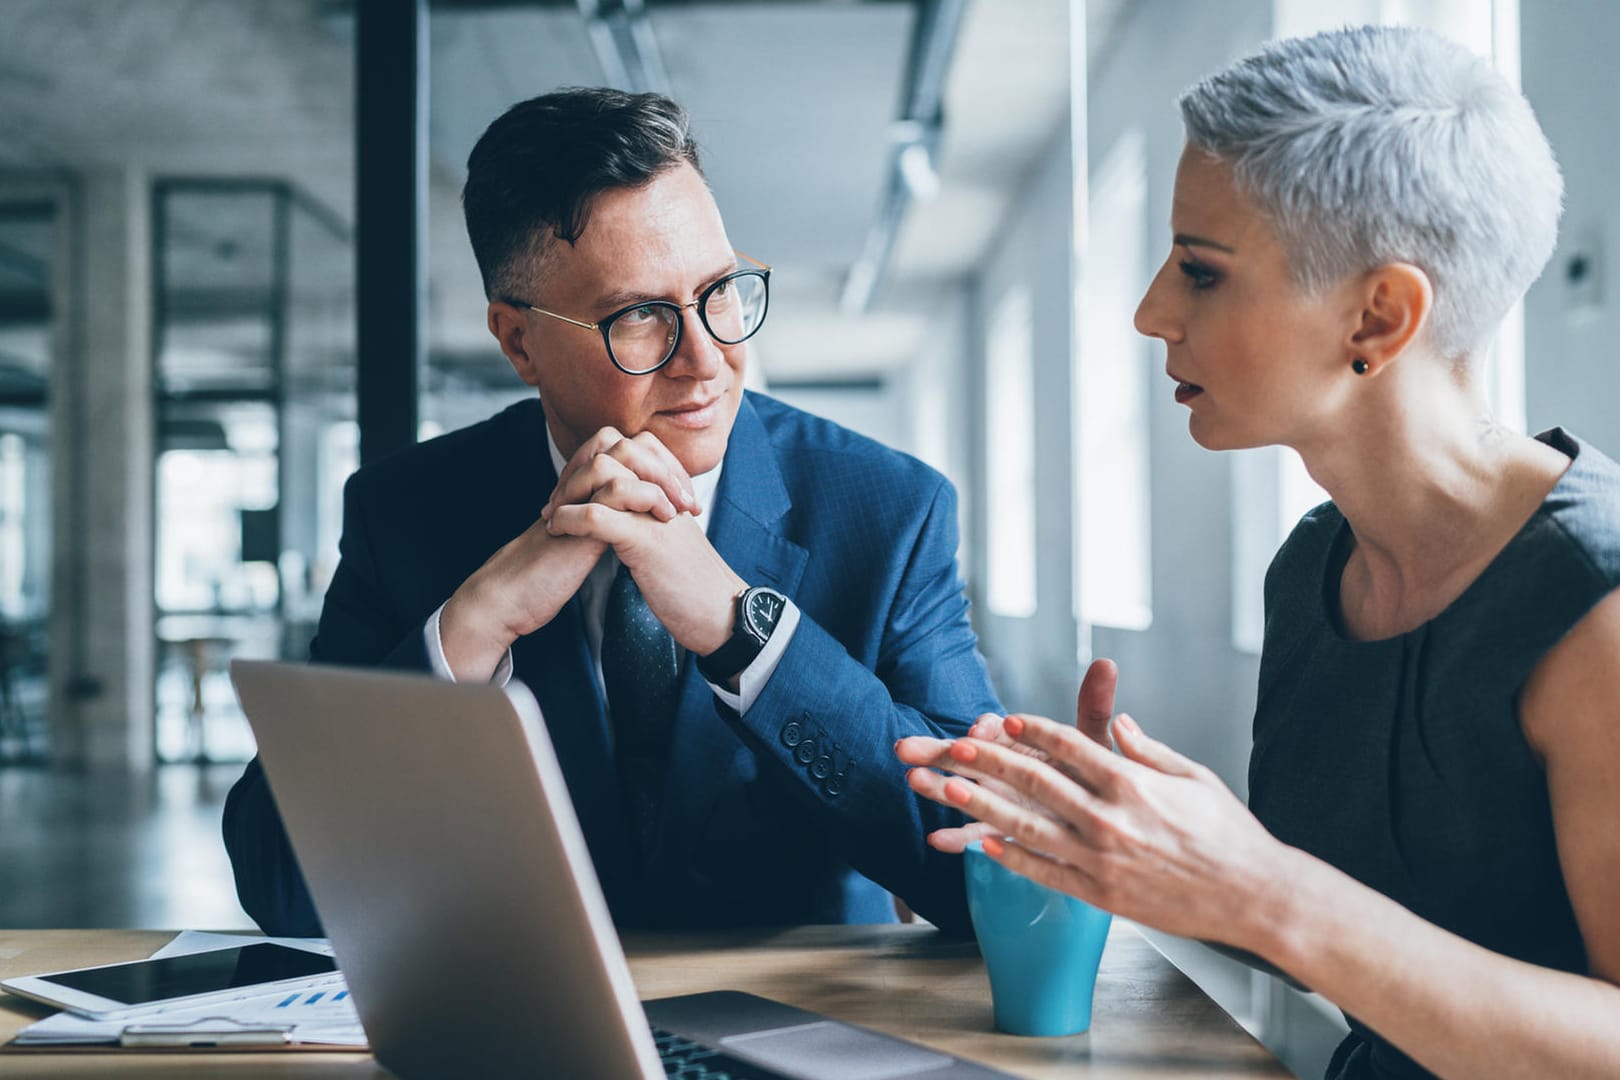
[898, 25, 1620, 1080]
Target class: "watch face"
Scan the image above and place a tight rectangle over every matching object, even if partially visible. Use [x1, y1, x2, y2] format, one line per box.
[744, 588, 786, 642]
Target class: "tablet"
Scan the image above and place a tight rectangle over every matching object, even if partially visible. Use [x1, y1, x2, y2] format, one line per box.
[1, 942, 341, 1021]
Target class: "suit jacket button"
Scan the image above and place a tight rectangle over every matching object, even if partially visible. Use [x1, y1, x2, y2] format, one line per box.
[781, 722, 803, 748]
[810, 756, 833, 780]
[794, 740, 817, 765]
[823, 773, 844, 797]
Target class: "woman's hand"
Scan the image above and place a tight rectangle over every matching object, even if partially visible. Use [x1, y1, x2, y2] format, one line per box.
[909, 709, 1299, 952]
[895, 659, 1119, 853]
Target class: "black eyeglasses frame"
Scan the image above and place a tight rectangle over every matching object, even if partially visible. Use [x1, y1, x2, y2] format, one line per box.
[507, 251, 771, 376]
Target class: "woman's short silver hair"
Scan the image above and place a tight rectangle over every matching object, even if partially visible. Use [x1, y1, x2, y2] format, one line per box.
[1178, 25, 1562, 360]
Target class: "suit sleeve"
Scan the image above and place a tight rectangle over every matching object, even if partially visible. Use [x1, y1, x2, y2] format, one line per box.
[221, 472, 433, 936]
[722, 477, 999, 935]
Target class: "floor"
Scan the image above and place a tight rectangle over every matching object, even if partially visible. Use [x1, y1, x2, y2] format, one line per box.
[0, 764, 254, 930]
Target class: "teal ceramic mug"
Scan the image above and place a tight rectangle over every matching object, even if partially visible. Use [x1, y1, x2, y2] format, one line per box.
[964, 840, 1113, 1036]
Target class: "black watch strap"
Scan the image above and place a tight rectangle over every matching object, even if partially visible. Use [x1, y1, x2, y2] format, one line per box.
[698, 586, 786, 684]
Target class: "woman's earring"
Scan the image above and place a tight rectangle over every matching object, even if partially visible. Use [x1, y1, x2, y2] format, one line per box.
[1351, 358, 1369, 375]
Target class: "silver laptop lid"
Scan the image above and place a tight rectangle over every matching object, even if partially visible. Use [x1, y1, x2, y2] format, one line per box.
[230, 659, 662, 1080]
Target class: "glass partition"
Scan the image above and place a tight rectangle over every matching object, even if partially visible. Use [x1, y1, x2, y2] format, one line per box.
[0, 199, 56, 763]
[153, 182, 354, 763]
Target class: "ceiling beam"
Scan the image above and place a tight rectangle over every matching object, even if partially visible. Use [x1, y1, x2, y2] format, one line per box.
[840, 0, 968, 314]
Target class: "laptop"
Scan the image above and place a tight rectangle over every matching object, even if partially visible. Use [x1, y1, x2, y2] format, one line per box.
[230, 660, 1011, 1079]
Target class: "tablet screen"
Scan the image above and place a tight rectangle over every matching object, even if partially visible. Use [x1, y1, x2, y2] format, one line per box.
[44, 943, 336, 1006]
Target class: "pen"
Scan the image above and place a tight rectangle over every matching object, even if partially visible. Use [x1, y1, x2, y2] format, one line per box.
[119, 1019, 294, 1048]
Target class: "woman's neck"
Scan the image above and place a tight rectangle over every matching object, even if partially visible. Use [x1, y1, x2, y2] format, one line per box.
[1294, 359, 1568, 637]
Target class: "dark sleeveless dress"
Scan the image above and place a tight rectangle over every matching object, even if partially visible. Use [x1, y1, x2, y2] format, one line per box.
[1248, 428, 1620, 1080]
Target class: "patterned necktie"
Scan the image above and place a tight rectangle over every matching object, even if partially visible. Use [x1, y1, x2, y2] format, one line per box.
[599, 562, 681, 855]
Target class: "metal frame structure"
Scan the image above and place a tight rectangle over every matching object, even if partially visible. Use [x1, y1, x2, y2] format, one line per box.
[0, 179, 72, 765]
[149, 177, 351, 763]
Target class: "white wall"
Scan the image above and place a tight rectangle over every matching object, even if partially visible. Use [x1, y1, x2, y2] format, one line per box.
[966, 116, 1080, 722]
[896, 282, 980, 571]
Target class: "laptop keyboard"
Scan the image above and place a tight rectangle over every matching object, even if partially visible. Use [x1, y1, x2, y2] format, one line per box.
[652, 1026, 790, 1079]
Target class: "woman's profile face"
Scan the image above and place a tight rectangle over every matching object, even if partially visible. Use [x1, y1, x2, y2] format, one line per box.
[1134, 146, 1357, 452]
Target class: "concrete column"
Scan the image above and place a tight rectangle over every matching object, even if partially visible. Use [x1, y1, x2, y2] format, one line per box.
[49, 167, 154, 771]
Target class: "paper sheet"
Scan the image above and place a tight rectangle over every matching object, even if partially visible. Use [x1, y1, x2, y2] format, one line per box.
[12, 932, 366, 1048]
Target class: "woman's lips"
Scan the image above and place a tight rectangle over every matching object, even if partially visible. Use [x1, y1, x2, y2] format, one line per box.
[1173, 381, 1204, 404]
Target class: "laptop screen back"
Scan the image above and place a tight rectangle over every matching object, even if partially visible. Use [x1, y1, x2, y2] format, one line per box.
[231, 660, 661, 1080]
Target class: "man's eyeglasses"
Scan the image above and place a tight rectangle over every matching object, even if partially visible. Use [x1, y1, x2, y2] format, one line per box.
[510, 251, 771, 376]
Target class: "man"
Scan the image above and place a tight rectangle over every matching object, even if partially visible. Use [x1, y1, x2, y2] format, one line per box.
[223, 88, 999, 936]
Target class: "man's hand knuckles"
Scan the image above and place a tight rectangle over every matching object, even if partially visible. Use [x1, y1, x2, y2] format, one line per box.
[629, 430, 671, 455]
[599, 476, 636, 501]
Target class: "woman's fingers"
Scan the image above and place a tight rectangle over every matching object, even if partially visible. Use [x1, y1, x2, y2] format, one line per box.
[1113, 714, 1205, 780]
[906, 762, 1093, 862]
[942, 739, 1112, 833]
[904, 762, 956, 805]
[984, 836, 1108, 910]
[1001, 713, 1123, 793]
[897, 738, 1017, 792]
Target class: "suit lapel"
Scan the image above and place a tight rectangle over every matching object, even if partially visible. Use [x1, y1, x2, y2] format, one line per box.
[651, 397, 809, 879]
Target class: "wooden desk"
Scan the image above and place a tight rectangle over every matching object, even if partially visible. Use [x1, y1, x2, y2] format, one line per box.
[0, 924, 1289, 1077]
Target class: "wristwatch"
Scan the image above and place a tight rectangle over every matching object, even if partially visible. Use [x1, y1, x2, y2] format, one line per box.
[697, 585, 788, 684]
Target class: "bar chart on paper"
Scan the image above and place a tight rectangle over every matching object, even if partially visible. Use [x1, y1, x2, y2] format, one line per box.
[264, 985, 364, 1044]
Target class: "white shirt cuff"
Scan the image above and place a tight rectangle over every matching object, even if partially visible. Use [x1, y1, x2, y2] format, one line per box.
[425, 603, 513, 687]
[707, 599, 800, 715]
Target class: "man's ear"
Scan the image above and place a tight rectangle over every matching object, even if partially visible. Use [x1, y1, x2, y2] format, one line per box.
[488, 301, 542, 387]
[1348, 262, 1433, 375]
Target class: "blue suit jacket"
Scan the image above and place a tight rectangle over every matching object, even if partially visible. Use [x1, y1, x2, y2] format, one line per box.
[223, 392, 1000, 936]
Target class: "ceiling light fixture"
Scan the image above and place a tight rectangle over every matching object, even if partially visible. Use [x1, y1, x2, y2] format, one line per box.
[840, 0, 967, 316]
[577, 0, 671, 96]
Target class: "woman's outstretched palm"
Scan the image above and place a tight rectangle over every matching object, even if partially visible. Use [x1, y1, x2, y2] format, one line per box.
[896, 658, 1118, 853]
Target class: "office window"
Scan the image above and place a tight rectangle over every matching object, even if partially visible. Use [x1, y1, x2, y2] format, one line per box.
[1076, 131, 1151, 632]
[985, 286, 1037, 619]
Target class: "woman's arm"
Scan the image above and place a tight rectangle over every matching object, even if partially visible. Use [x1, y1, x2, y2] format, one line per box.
[898, 592, 1620, 1079]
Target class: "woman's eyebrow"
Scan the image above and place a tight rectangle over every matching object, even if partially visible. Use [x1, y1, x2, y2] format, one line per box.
[1173, 232, 1237, 254]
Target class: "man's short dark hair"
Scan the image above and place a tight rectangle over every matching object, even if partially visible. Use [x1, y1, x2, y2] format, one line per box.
[462, 87, 704, 302]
